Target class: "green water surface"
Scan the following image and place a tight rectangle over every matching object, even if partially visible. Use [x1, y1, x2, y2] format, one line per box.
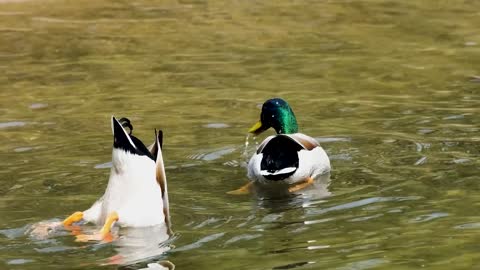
[1, 0, 480, 269]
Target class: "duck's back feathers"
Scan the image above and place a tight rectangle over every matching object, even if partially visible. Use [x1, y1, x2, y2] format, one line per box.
[259, 135, 303, 181]
[248, 133, 330, 184]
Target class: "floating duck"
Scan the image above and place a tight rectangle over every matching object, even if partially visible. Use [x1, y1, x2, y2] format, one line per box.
[230, 98, 331, 195]
[63, 117, 170, 240]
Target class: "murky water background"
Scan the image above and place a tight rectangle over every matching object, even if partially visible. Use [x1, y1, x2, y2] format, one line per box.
[1, 0, 480, 269]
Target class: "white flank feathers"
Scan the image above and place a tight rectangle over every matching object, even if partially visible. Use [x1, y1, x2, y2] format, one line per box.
[82, 117, 166, 227]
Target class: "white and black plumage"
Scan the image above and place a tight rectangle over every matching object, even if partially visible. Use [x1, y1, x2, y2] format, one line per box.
[247, 133, 330, 186]
[231, 98, 331, 194]
[63, 117, 170, 239]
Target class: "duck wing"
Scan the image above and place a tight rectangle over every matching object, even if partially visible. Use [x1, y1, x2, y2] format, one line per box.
[150, 130, 171, 228]
[256, 133, 319, 154]
[287, 133, 320, 150]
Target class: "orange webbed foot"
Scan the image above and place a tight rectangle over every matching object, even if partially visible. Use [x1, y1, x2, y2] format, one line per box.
[75, 212, 119, 243]
[227, 182, 253, 195]
[288, 177, 314, 193]
[75, 232, 116, 243]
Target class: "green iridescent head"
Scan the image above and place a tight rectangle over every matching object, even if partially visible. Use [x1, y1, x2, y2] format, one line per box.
[249, 98, 298, 135]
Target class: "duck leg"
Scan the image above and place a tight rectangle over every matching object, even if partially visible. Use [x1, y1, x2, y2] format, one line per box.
[100, 211, 119, 236]
[75, 212, 119, 242]
[227, 181, 253, 195]
[288, 177, 314, 193]
[63, 211, 84, 226]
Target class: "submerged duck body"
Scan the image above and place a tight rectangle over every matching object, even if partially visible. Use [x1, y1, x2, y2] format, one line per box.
[247, 98, 331, 190]
[63, 117, 170, 239]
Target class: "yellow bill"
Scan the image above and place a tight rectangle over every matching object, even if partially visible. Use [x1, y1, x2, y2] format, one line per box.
[248, 121, 264, 134]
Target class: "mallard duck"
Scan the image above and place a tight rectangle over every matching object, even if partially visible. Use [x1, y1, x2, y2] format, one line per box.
[230, 98, 331, 194]
[63, 116, 170, 240]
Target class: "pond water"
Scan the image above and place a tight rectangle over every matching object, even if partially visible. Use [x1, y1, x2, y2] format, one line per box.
[1, 0, 480, 269]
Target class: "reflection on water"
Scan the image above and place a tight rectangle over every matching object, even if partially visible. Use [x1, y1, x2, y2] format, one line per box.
[2, 221, 174, 268]
[106, 226, 172, 266]
[1, 0, 480, 269]
[252, 173, 331, 202]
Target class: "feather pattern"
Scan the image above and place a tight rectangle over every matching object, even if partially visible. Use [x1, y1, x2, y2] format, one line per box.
[248, 133, 330, 185]
[246, 98, 331, 189]
[83, 117, 168, 227]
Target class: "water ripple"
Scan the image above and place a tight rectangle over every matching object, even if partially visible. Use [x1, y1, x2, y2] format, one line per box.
[188, 147, 236, 161]
[306, 196, 422, 216]
[174, 233, 225, 252]
[0, 121, 26, 129]
[454, 223, 480, 230]
[410, 212, 449, 223]
[223, 233, 262, 246]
